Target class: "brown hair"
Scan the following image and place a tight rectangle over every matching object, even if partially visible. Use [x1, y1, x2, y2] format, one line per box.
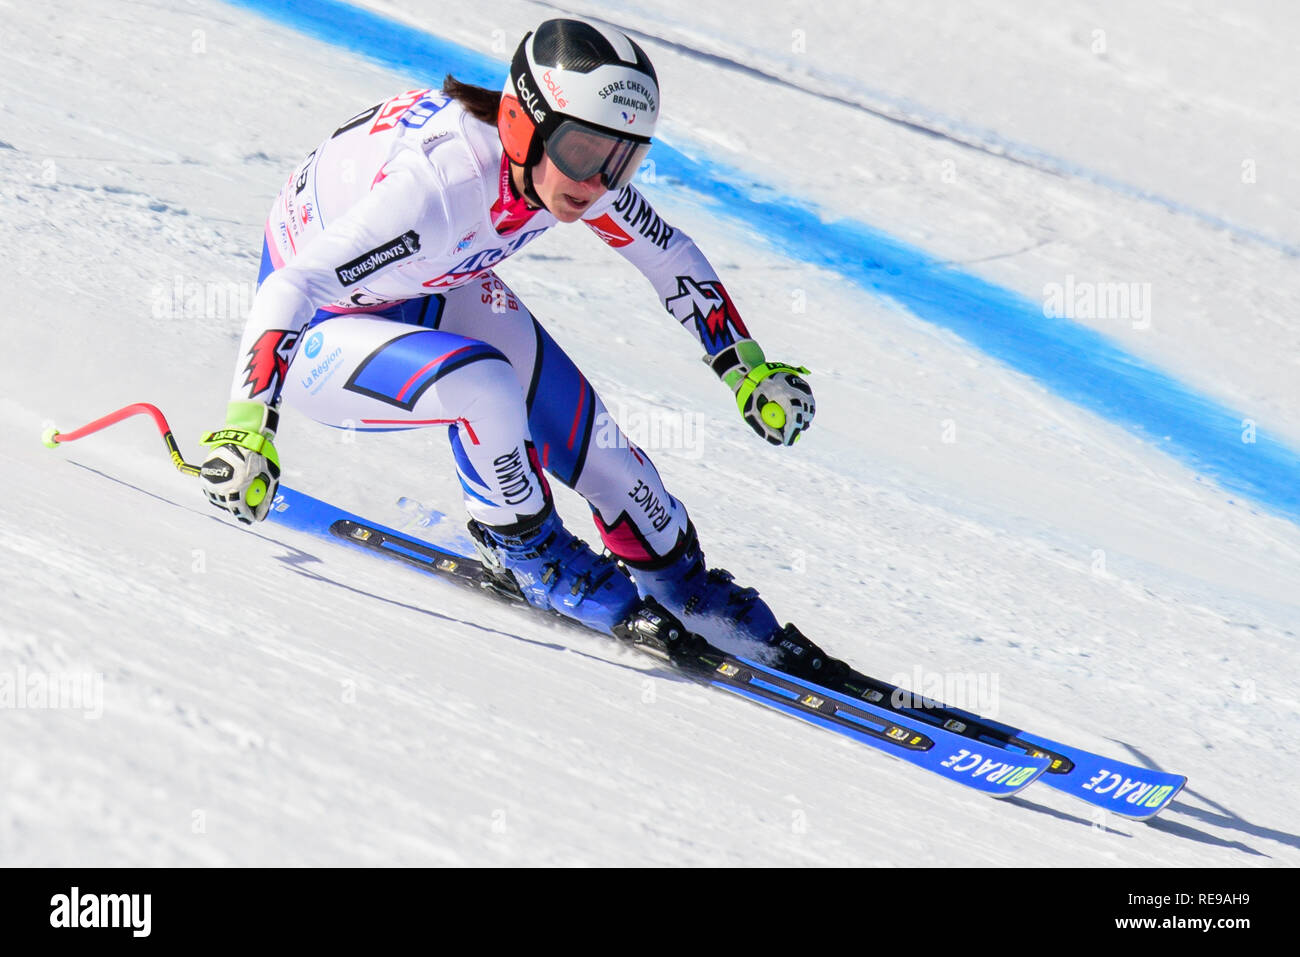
[442, 74, 501, 125]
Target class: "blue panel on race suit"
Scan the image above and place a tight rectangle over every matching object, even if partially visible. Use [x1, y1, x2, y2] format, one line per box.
[342, 330, 503, 411]
[457, 474, 498, 509]
[525, 321, 596, 489]
[449, 422, 488, 488]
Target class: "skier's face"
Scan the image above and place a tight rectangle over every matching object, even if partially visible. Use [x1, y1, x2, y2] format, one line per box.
[531, 152, 607, 222]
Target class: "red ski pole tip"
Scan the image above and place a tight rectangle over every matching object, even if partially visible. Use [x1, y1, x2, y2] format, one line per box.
[41, 427, 61, 448]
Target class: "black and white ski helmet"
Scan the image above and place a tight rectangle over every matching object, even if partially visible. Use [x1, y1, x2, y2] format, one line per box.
[498, 18, 659, 189]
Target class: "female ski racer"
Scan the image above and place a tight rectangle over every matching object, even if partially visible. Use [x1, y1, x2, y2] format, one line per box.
[200, 18, 839, 677]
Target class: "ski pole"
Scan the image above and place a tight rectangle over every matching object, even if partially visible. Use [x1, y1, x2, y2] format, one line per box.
[42, 402, 201, 477]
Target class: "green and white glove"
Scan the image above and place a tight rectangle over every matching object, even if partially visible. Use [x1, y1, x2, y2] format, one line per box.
[199, 400, 281, 523]
[709, 339, 816, 446]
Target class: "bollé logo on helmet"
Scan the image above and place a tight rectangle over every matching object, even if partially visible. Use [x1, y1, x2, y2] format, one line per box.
[514, 73, 546, 125]
[541, 71, 568, 108]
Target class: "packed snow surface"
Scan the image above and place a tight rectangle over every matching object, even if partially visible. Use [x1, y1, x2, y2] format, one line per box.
[1, 0, 1297, 865]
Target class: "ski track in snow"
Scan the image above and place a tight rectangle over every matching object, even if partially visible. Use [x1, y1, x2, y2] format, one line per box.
[1, 0, 1298, 866]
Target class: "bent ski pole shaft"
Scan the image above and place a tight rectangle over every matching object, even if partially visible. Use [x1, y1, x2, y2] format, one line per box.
[42, 402, 200, 476]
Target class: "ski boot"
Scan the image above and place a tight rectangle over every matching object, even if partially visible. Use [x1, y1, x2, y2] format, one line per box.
[468, 508, 640, 635]
[627, 521, 780, 643]
[630, 523, 849, 684]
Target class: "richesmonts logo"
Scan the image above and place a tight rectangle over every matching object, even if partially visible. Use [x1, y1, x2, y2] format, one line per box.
[335, 230, 421, 286]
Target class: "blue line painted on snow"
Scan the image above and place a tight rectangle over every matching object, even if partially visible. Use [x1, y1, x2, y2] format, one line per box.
[530, 0, 1300, 256]
[223, 0, 1300, 523]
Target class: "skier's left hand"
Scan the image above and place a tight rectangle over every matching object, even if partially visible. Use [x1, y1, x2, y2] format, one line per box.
[709, 339, 816, 446]
[736, 361, 815, 445]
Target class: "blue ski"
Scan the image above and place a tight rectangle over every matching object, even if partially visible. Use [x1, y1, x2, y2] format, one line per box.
[721, 657, 1047, 796]
[966, 725, 1185, 820]
[818, 677, 1186, 820]
[267, 487, 1182, 814]
[266, 486, 1048, 798]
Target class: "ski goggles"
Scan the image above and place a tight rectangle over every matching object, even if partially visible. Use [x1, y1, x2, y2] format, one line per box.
[544, 120, 651, 190]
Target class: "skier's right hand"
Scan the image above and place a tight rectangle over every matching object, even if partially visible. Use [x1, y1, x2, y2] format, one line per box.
[199, 400, 281, 524]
